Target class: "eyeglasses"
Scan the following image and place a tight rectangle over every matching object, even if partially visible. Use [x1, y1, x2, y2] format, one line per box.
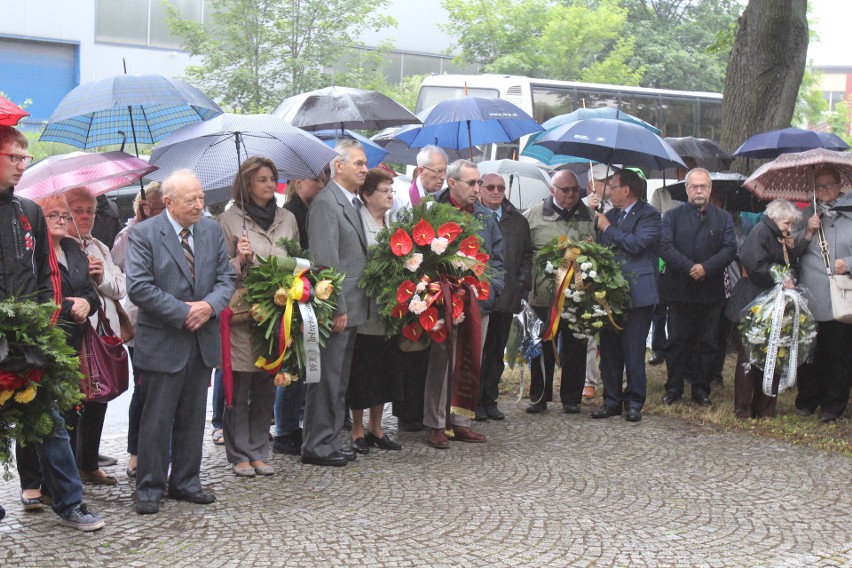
[0, 152, 34, 167]
[422, 166, 447, 176]
[453, 178, 483, 187]
[376, 188, 395, 194]
[605, 183, 625, 192]
[552, 183, 580, 194]
[815, 182, 838, 191]
[45, 213, 73, 223]
[70, 207, 96, 217]
[483, 184, 506, 192]
[687, 184, 711, 191]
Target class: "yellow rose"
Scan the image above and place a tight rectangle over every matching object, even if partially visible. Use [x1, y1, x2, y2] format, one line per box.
[273, 287, 290, 306]
[250, 304, 266, 323]
[0, 389, 13, 406]
[315, 279, 334, 301]
[14, 385, 37, 404]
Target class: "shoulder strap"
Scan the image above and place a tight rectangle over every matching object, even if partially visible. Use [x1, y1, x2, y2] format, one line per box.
[816, 225, 833, 275]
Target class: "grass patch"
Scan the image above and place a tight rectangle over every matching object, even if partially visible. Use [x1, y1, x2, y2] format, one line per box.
[499, 353, 851, 457]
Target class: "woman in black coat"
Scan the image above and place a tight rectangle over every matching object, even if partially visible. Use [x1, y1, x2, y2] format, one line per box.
[726, 199, 808, 419]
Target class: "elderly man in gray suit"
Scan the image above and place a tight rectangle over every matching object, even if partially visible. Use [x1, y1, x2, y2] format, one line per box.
[303, 139, 369, 467]
[126, 169, 235, 514]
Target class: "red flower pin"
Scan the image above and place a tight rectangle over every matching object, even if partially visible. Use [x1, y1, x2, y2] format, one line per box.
[390, 228, 413, 256]
[396, 280, 417, 304]
[437, 222, 462, 242]
[411, 219, 436, 246]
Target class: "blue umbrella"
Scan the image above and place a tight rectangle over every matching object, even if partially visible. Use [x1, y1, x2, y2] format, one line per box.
[40, 74, 223, 149]
[311, 129, 388, 168]
[536, 118, 686, 171]
[370, 126, 483, 165]
[733, 127, 850, 159]
[393, 97, 543, 158]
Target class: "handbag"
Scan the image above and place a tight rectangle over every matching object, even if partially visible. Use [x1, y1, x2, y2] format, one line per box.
[79, 306, 130, 403]
[817, 224, 852, 323]
[228, 286, 251, 324]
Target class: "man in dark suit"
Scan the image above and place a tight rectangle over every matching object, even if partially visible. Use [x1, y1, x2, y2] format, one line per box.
[658, 168, 737, 407]
[302, 139, 369, 466]
[126, 169, 235, 514]
[593, 169, 661, 422]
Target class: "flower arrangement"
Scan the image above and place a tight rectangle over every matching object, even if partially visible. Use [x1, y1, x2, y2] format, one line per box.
[0, 298, 84, 469]
[361, 202, 491, 344]
[739, 265, 817, 393]
[242, 238, 344, 380]
[534, 236, 631, 340]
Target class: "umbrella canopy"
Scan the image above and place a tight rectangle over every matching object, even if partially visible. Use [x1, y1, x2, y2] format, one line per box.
[743, 147, 852, 201]
[535, 118, 686, 171]
[371, 125, 483, 164]
[272, 86, 419, 131]
[664, 173, 763, 213]
[477, 159, 552, 210]
[40, 74, 223, 149]
[0, 95, 29, 126]
[664, 137, 733, 171]
[393, 97, 543, 151]
[733, 127, 850, 159]
[16, 151, 157, 200]
[311, 129, 388, 168]
[148, 113, 337, 196]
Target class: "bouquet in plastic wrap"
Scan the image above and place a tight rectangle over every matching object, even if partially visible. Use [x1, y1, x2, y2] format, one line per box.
[738, 265, 817, 395]
[504, 300, 544, 401]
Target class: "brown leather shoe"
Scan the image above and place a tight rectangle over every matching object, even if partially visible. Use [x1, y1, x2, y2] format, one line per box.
[427, 428, 449, 449]
[582, 386, 596, 399]
[450, 426, 487, 443]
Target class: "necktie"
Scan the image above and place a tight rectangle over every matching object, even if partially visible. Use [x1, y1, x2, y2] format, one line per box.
[180, 227, 195, 279]
[352, 196, 362, 210]
[617, 210, 627, 227]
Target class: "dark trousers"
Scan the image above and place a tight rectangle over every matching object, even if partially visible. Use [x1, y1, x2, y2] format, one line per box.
[734, 342, 780, 418]
[710, 303, 732, 383]
[796, 320, 852, 417]
[127, 360, 143, 455]
[392, 346, 431, 424]
[529, 305, 587, 405]
[600, 305, 653, 411]
[64, 401, 108, 472]
[479, 311, 514, 408]
[651, 301, 668, 353]
[664, 302, 722, 398]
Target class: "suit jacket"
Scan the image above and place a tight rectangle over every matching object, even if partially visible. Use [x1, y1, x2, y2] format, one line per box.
[597, 200, 661, 309]
[307, 180, 369, 328]
[125, 213, 236, 373]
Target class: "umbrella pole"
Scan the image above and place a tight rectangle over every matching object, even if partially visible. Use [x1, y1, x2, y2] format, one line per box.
[127, 105, 148, 218]
[235, 133, 247, 236]
[467, 120, 473, 161]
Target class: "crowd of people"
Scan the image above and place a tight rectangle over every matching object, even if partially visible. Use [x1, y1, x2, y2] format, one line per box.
[1, 125, 850, 530]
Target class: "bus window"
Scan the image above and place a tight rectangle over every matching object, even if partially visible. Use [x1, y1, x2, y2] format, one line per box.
[660, 97, 697, 138]
[531, 85, 575, 124]
[574, 89, 617, 110]
[415, 86, 499, 112]
[620, 94, 661, 129]
[698, 100, 723, 141]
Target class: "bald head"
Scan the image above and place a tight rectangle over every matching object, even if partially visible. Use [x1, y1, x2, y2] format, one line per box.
[550, 170, 581, 210]
[480, 173, 506, 210]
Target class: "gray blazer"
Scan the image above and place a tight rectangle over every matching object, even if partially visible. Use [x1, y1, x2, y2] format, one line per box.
[125, 213, 236, 373]
[307, 180, 369, 328]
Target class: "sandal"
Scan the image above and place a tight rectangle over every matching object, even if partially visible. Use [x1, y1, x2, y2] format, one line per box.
[212, 429, 224, 445]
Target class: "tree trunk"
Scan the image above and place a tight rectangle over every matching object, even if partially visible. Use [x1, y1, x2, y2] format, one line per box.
[720, 0, 808, 174]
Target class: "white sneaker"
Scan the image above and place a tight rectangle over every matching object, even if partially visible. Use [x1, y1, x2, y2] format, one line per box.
[59, 503, 105, 532]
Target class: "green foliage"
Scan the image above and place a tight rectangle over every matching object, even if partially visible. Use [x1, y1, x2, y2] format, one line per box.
[793, 68, 829, 129]
[274, 237, 313, 264]
[827, 101, 851, 143]
[166, 0, 395, 113]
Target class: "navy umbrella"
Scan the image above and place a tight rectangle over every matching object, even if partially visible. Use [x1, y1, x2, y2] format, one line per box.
[733, 127, 850, 159]
[536, 118, 686, 171]
[273, 86, 419, 131]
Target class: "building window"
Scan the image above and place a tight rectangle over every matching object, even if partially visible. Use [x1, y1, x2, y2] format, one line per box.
[95, 0, 204, 48]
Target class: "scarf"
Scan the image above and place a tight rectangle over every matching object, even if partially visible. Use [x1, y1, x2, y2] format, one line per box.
[816, 199, 837, 220]
[244, 199, 277, 232]
[777, 232, 795, 267]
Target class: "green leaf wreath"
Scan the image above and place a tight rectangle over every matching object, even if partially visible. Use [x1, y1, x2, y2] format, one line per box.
[0, 298, 84, 471]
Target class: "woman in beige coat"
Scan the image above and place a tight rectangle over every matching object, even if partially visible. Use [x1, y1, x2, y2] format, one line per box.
[219, 157, 299, 477]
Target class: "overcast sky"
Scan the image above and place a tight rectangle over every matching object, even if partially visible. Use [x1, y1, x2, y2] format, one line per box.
[807, 0, 848, 66]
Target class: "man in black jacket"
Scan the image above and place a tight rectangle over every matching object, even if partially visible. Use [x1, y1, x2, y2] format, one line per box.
[475, 173, 533, 421]
[658, 168, 737, 407]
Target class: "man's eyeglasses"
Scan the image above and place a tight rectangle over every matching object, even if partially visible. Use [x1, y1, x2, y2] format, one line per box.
[483, 184, 506, 192]
[0, 153, 34, 167]
[815, 182, 839, 191]
[45, 213, 73, 223]
[454, 178, 483, 187]
[70, 207, 96, 217]
[422, 166, 447, 176]
[687, 184, 711, 191]
[552, 183, 580, 194]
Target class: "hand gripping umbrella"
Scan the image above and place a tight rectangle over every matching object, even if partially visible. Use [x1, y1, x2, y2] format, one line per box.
[273, 86, 420, 131]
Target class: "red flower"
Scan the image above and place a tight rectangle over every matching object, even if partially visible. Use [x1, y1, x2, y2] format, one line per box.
[459, 236, 479, 256]
[427, 325, 447, 343]
[437, 222, 462, 242]
[390, 229, 413, 257]
[476, 280, 490, 300]
[391, 303, 409, 318]
[472, 262, 487, 277]
[418, 307, 440, 331]
[402, 322, 423, 342]
[25, 368, 45, 384]
[474, 252, 490, 265]
[451, 295, 464, 320]
[0, 370, 26, 391]
[396, 280, 417, 304]
[411, 219, 436, 246]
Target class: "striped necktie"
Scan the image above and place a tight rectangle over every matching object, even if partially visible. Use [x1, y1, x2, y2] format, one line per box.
[180, 227, 195, 279]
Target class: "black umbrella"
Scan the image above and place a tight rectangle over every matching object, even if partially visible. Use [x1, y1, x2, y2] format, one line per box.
[664, 137, 733, 171]
[272, 86, 420, 131]
[665, 172, 764, 213]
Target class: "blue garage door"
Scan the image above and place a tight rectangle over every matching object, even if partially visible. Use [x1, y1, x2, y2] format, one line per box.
[0, 36, 78, 127]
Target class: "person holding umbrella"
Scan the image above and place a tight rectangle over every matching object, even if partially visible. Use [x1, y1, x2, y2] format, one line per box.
[218, 157, 299, 476]
[793, 166, 852, 422]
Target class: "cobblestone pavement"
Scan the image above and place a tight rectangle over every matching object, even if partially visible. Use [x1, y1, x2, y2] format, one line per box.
[1, 401, 849, 568]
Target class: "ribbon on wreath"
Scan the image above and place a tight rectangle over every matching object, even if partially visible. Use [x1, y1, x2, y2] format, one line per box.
[762, 286, 802, 396]
[255, 269, 313, 374]
[542, 245, 581, 341]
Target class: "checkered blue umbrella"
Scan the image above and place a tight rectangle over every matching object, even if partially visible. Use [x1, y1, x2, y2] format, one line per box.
[148, 113, 337, 194]
[40, 74, 223, 149]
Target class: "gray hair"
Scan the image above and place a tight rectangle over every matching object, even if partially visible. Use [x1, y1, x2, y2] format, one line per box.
[447, 159, 477, 181]
[416, 145, 448, 168]
[331, 138, 364, 179]
[64, 186, 96, 206]
[161, 169, 198, 198]
[764, 199, 802, 224]
[684, 167, 712, 186]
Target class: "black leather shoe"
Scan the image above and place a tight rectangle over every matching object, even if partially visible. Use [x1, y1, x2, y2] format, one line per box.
[526, 400, 547, 413]
[168, 490, 216, 505]
[693, 393, 712, 407]
[819, 413, 838, 423]
[648, 352, 665, 366]
[352, 437, 369, 454]
[301, 452, 347, 467]
[343, 413, 353, 431]
[474, 406, 488, 421]
[365, 431, 402, 450]
[339, 447, 357, 462]
[591, 405, 621, 419]
[485, 405, 505, 420]
[136, 501, 159, 515]
[795, 407, 814, 416]
[661, 392, 681, 405]
[396, 420, 424, 432]
[625, 408, 642, 422]
[562, 404, 581, 414]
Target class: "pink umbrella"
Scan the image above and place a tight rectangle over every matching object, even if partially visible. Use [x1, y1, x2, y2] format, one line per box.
[743, 148, 852, 202]
[0, 95, 29, 126]
[16, 151, 157, 200]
